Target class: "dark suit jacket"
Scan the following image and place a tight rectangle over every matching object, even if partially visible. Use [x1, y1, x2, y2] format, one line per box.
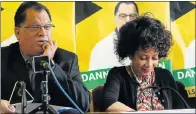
[1, 42, 90, 112]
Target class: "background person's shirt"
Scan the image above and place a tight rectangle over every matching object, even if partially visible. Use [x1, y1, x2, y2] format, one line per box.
[89, 31, 130, 71]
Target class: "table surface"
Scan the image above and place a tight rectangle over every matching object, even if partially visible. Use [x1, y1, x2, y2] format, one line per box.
[87, 109, 196, 114]
[16, 103, 195, 114]
[15, 103, 62, 113]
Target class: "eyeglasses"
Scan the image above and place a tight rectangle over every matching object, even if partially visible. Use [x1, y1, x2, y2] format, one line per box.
[18, 24, 55, 32]
[118, 13, 138, 21]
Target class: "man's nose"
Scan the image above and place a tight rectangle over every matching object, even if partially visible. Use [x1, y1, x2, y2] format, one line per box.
[126, 16, 135, 23]
[126, 16, 132, 22]
[37, 26, 47, 36]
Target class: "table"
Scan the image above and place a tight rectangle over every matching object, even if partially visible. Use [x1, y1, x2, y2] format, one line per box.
[88, 109, 196, 114]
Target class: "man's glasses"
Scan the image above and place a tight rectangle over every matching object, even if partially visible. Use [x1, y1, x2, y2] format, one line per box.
[118, 13, 138, 21]
[17, 24, 55, 32]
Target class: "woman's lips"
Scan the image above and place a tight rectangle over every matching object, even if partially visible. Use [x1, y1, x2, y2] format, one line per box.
[143, 68, 151, 73]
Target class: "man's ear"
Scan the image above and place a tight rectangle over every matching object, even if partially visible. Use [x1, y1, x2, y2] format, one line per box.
[14, 27, 20, 40]
[114, 15, 120, 31]
[114, 15, 118, 25]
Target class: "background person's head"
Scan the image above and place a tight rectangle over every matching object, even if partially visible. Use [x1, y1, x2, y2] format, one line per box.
[114, 1, 139, 31]
[115, 15, 173, 77]
[14, 1, 54, 57]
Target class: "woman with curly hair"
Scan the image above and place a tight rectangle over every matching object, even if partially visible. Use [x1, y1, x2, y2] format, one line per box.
[102, 15, 186, 112]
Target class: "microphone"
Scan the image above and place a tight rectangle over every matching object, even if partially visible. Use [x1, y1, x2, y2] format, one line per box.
[32, 56, 50, 73]
[9, 81, 34, 105]
[40, 60, 49, 69]
[32, 55, 84, 113]
[17, 81, 25, 96]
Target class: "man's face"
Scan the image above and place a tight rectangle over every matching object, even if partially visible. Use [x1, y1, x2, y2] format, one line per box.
[115, 3, 138, 30]
[15, 9, 53, 57]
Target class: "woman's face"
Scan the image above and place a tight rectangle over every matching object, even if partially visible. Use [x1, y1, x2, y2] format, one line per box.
[130, 48, 159, 77]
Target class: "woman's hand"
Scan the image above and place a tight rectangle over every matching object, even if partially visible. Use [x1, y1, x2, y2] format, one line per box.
[106, 101, 135, 112]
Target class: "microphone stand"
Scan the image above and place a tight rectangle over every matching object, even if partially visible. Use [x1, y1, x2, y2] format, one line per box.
[30, 56, 83, 114]
[29, 69, 56, 114]
[20, 81, 27, 114]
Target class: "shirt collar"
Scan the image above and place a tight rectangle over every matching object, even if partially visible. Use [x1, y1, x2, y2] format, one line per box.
[19, 49, 33, 63]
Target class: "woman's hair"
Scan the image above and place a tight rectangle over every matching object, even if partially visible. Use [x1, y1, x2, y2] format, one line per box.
[114, 14, 173, 62]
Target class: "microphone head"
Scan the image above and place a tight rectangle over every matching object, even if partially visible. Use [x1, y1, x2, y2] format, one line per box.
[40, 60, 49, 69]
[17, 81, 26, 96]
[32, 56, 50, 73]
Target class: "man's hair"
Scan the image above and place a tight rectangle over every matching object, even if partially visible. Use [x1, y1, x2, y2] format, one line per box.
[114, 14, 173, 62]
[14, 1, 52, 27]
[114, 1, 139, 15]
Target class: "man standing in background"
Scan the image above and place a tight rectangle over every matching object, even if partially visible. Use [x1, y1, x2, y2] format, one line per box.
[89, 2, 139, 71]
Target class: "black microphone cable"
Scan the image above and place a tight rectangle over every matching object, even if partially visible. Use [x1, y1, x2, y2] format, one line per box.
[151, 87, 170, 110]
[152, 87, 191, 110]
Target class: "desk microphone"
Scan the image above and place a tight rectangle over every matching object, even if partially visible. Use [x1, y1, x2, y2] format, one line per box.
[32, 56, 50, 73]
[17, 81, 27, 114]
[32, 56, 84, 114]
[17, 81, 25, 96]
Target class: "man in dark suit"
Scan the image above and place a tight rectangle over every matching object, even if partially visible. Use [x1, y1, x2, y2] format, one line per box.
[1, 2, 90, 113]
